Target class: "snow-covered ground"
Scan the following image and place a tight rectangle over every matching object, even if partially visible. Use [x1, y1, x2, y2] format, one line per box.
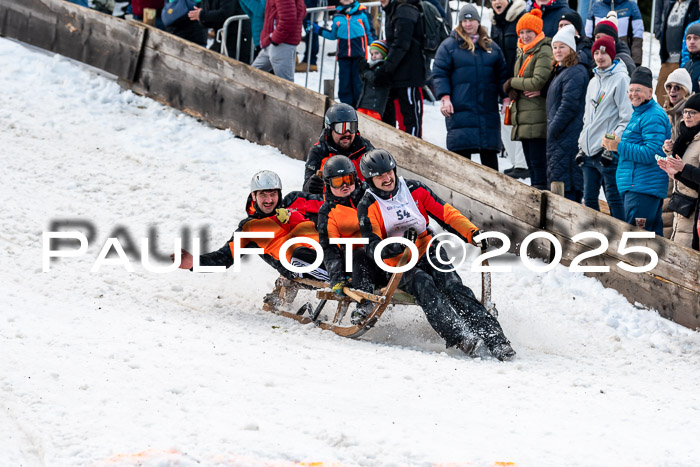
[2, 36, 700, 467]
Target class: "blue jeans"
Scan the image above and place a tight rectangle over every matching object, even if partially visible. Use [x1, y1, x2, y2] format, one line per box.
[623, 191, 664, 236]
[582, 154, 625, 220]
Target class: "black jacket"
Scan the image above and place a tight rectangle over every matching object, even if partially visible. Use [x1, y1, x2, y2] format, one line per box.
[686, 51, 700, 93]
[200, 0, 252, 61]
[357, 60, 392, 115]
[491, 0, 527, 77]
[381, 0, 426, 88]
[303, 131, 374, 194]
[675, 161, 700, 250]
[317, 183, 367, 284]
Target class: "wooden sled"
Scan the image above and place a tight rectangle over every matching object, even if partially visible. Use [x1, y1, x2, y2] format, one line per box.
[262, 247, 497, 338]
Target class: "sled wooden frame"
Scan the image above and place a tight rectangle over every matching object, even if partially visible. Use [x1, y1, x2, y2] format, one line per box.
[264, 250, 413, 338]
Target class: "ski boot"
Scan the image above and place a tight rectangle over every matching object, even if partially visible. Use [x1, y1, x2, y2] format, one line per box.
[489, 342, 516, 361]
[262, 276, 300, 312]
[350, 299, 374, 325]
[456, 333, 484, 358]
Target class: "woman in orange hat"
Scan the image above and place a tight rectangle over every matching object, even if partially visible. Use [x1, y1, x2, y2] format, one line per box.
[503, 8, 553, 190]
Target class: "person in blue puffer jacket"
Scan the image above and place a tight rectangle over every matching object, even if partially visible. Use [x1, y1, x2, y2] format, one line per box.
[545, 24, 589, 201]
[314, 0, 374, 106]
[432, 3, 509, 171]
[602, 67, 671, 236]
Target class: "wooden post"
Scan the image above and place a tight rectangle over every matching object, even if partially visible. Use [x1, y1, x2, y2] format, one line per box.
[323, 79, 335, 100]
[143, 8, 156, 26]
[550, 181, 565, 196]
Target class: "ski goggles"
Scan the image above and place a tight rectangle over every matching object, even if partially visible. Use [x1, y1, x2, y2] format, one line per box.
[330, 121, 358, 134]
[328, 173, 356, 189]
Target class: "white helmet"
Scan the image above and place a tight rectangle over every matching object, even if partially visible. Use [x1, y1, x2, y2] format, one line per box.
[250, 170, 282, 193]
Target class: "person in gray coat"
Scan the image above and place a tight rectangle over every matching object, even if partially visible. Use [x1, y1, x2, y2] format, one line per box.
[578, 36, 632, 220]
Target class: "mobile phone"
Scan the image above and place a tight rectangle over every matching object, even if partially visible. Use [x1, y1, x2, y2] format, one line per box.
[655, 154, 667, 161]
[604, 133, 616, 140]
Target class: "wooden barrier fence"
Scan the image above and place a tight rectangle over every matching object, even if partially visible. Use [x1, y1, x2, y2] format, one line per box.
[2, 0, 697, 328]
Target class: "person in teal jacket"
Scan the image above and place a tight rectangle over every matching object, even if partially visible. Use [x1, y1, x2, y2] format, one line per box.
[603, 67, 671, 236]
[314, 0, 374, 106]
[239, 0, 266, 50]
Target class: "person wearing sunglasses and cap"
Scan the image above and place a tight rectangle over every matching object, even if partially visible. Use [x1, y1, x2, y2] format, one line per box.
[317, 155, 382, 323]
[303, 103, 375, 195]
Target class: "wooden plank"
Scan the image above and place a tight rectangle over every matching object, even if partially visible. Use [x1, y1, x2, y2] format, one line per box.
[0, 0, 145, 81]
[358, 112, 542, 227]
[546, 195, 700, 294]
[128, 33, 324, 161]
[142, 27, 326, 117]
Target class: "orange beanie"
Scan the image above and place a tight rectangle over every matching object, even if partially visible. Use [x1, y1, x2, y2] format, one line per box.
[517, 9, 543, 35]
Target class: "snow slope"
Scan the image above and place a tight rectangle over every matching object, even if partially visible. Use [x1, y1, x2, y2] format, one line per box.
[1, 37, 699, 467]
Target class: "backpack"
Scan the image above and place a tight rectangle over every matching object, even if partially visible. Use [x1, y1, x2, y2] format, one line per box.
[419, 1, 450, 58]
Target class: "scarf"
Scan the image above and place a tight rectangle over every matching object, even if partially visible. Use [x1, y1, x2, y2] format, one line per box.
[672, 121, 700, 159]
[518, 31, 545, 53]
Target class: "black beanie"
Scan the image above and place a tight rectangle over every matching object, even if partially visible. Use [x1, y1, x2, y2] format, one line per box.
[559, 11, 583, 36]
[685, 93, 700, 112]
[630, 67, 653, 89]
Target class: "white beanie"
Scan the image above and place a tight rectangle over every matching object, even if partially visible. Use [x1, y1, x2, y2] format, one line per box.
[552, 24, 577, 53]
[605, 10, 619, 28]
[665, 67, 693, 94]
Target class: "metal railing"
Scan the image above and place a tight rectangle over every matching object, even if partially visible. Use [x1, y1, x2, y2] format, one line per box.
[219, 2, 383, 94]
[216, 0, 478, 99]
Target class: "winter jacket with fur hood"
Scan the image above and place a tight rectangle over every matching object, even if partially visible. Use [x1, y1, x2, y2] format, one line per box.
[491, 0, 527, 76]
[579, 59, 632, 157]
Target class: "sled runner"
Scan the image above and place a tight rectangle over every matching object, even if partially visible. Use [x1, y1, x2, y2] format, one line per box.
[262, 248, 497, 338]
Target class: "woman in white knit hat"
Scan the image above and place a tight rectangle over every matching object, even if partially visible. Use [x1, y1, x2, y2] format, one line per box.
[661, 67, 694, 237]
[544, 24, 590, 201]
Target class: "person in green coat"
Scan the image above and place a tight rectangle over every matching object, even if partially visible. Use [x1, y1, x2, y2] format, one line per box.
[503, 8, 553, 190]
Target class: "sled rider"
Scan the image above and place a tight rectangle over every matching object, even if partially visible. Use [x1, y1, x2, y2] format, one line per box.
[303, 103, 375, 194]
[316, 155, 385, 324]
[174, 170, 329, 287]
[356, 149, 516, 361]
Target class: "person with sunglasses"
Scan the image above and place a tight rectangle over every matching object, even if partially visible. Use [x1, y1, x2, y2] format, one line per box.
[661, 68, 694, 238]
[659, 94, 700, 249]
[317, 155, 380, 323]
[356, 149, 516, 361]
[303, 103, 375, 195]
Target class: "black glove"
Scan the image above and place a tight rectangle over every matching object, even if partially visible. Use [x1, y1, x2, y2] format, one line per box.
[304, 175, 324, 194]
[357, 57, 369, 73]
[472, 229, 488, 249]
[373, 67, 391, 87]
[403, 228, 417, 243]
[380, 241, 405, 259]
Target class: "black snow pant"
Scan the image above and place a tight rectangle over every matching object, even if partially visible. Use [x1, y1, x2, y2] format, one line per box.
[349, 248, 386, 293]
[398, 243, 509, 350]
[288, 247, 329, 282]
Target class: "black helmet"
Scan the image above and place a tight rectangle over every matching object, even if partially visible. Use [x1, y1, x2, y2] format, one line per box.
[324, 103, 358, 134]
[322, 155, 356, 180]
[360, 149, 396, 179]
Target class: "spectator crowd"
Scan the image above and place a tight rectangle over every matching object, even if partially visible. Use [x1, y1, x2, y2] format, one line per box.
[68, 0, 700, 250]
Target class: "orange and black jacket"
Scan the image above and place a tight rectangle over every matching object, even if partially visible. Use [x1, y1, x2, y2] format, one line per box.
[357, 179, 479, 267]
[302, 130, 374, 194]
[317, 182, 368, 284]
[198, 191, 323, 276]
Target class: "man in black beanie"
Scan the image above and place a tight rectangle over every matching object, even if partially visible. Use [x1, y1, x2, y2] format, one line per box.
[684, 23, 700, 93]
[601, 67, 672, 236]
